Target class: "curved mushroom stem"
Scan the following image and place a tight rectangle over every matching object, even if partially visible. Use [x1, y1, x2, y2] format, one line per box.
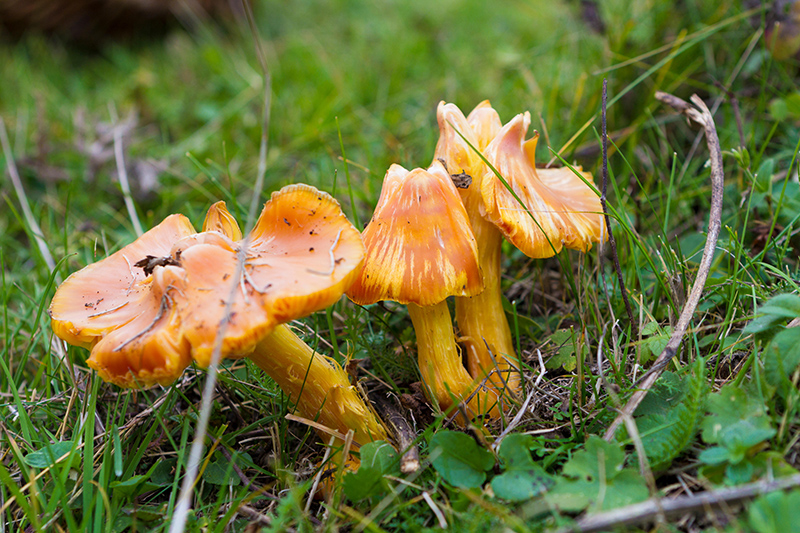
[407, 301, 498, 423]
[247, 324, 388, 447]
[454, 214, 522, 400]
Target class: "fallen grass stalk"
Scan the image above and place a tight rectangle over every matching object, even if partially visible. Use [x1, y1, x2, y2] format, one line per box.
[108, 103, 143, 237]
[306, 436, 335, 510]
[564, 473, 800, 533]
[604, 92, 724, 440]
[492, 348, 545, 450]
[169, 31, 273, 533]
[0, 117, 56, 274]
[284, 413, 347, 441]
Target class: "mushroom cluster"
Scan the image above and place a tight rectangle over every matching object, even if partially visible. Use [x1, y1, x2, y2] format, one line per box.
[434, 100, 606, 401]
[50, 184, 388, 447]
[49, 98, 606, 491]
[344, 101, 605, 425]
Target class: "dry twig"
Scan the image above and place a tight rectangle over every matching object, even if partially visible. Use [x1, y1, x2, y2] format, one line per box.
[370, 393, 420, 474]
[563, 473, 800, 533]
[604, 92, 724, 440]
[169, 0, 273, 526]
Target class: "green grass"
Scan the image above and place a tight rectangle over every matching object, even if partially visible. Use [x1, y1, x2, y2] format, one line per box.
[2, 0, 800, 531]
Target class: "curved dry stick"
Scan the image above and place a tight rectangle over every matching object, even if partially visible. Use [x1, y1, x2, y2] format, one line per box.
[603, 92, 724, 440]
[563, 473, 800, 533]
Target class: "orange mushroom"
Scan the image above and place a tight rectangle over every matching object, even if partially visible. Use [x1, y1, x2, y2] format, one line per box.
[347, 161, 498, 421]
[434, 100, 605, 398]
[50, 184, 387, 447]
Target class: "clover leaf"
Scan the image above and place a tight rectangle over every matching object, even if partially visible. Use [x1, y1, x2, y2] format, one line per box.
[343, 441, 399, 502]
[490, 434, 553, 501]
[429, 431, 494, 489]
[546, 436, 648, 512]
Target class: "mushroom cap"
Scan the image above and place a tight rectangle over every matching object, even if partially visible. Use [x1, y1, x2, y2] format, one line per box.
[434, 100, 605, 258]
[203, 200, 243, 240]
[50, 214, 197, 386]
[481, 114, 605, 257]
[434, 101, 493, 182]
[49, 184, 364, 387]
[347, 161, 483, 306]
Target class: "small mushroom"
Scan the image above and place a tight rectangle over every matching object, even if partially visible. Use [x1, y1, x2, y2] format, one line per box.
[347, 161, 497, 421]
[435, 101, 605, 397]
[50, 185, 387, 447]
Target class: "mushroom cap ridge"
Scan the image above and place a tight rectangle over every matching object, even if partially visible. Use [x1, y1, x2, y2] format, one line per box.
[480, 114, 605, 258]
[434, 100, 605, 259]
[348, 161, 483, 307]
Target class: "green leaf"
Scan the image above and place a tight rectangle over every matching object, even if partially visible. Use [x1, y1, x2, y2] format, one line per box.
[634, 371, 683, 416]
[561, 437, 624, 480]
[343, 441, 399, 502]
[699, 384, 780, 485]
[744, 294, 800, 340]
[701, 385, 774, 446]
[150, 459, 177, 486]
[202, 457, 241, 486]
[639, 323, 674, 363]
[729, 147, 750, 169]
[769, 98, 789, 121]
[112, 516, 134, 533]
[111, 506, 163, 533]
[109, 463, 163, 496]
[546, 437, 648, 512]
[754, 158, 775, 193]
[343, 467, 385, 502]
[720, 422, 776, 462]
[545, 328, 584, 371]
[631, 359, 707, 471]
[769, 94, 800, 121]
[726, 460, 754, 485]
[763, 327, 800, 399]
[786, 93, 800, 118]
[697, 446, 730, 465]
[749, 490, 800, 533]
[757, 294, 800, 319]
[490, 434, 553, 501]
[24, 441, 79, 469]
[360, 440, 399, 473]
[429, 431, 494, 489]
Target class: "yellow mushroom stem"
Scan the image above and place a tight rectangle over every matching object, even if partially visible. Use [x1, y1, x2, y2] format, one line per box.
[454, 212, 522, 397]
[247, 324, 388, 447]
[407, 301, 499, 422]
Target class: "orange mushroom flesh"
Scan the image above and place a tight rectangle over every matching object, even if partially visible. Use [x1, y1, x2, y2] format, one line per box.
[434, 101, 605, 398]
[50, 186, 387, 447]
[347, 161, 498, 422]
[201, 200, 388, 445]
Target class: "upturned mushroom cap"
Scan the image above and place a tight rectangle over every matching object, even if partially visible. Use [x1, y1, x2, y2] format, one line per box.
[434, 100, 606, 258]
[203, 200, 243, 240]
[49, 184, 365, 387]
[347, 161, 483, 306]
[480, 114, 605, 257]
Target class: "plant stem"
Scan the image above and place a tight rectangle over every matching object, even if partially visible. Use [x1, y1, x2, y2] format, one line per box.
[248, 324, 388, 446]
[407, 301, 497, 422]
[454, 211, 521, 400]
